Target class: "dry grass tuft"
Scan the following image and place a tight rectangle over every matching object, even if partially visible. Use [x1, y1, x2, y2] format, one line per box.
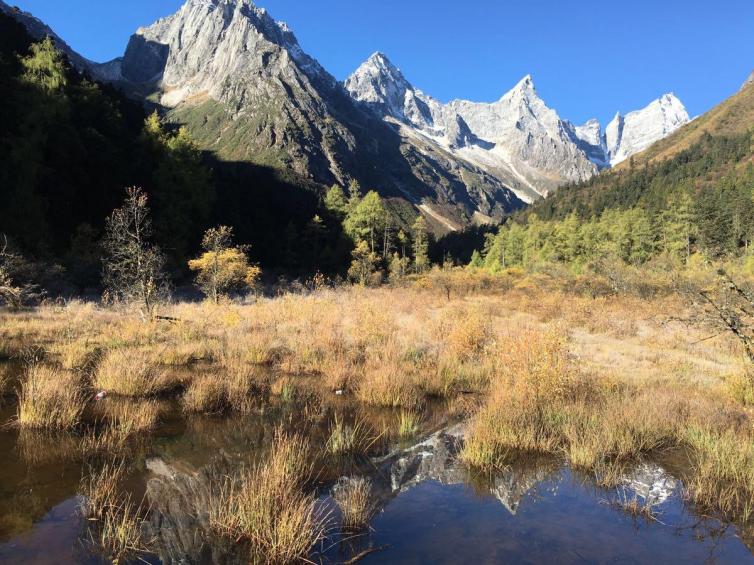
[398, 410, 420, 439]
[17, 364, 85, 430]
[97, 399, 160, 434]
[94, 347, 182, 397]
[684, 428, 754, 523]
[333, 477, 375, 531]
[80, 460, 149, 563]
[326, 414, 377, 457]
[183, 374, 229, 414]
[209, 430, 329, 563]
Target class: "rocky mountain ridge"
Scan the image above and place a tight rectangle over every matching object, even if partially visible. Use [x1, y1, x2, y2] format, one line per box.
[1, 0, 693, 229]
[346, 52, 690, 201]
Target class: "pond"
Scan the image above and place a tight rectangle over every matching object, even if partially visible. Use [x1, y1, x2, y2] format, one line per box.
[0, 375, 752, 564]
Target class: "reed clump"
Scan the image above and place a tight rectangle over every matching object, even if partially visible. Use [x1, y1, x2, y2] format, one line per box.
[97, 399, 161, 434]
[183, 374, 229, 414]
[17, 364, 85, 430]
[333, 477, 375, 531]
[326, 414, 377, 457]
[80, 460, 148, 563]
[209, 430, 329, 563]
[94, 347, 181, 397]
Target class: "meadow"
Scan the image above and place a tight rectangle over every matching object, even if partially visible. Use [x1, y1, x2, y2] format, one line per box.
[1, 267, 753, 562]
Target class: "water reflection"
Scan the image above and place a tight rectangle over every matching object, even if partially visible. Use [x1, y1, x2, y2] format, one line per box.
[0, 398, 752, 563]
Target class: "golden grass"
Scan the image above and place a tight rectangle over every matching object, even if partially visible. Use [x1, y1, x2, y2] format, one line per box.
[94, 347, 182, 397]
[398, 410, 420, 439]
[17, 364, 85, 430]
[685, 428, 754, 523]
[2, 271, 753, 526]
[80, 460, 149, 562]
[333, 477, 375, 531]
[97, 399, 161, 434]
[326, 414, 377, 457]
[209, 430, 329, 563]
[182, 374, 229, 414]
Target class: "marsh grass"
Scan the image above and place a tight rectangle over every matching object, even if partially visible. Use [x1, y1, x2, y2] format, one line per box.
[326, 414, 378, 457]
[333, 477, 375, 531]
[94, 347, 183, 397]
[609, 488, 660, 522]
[80, 460, 149, 563]
[17, 364, 85, 430]
[209, 430, 329, 563]
[183, 374, 229, 414]
[397, 410, 420, 439]
[684, 428, 754, 523]
[97, 399, 160, 434]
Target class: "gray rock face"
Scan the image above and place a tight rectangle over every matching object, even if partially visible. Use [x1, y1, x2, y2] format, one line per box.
[346, 54, 690, 201]
[2, 0, 691, 223]
[604, 93, 689, 166]
[110, 0, 525, 225]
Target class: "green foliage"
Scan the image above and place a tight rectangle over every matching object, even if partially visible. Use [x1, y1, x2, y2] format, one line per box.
[144, 117, 214, 265]
[475, 130, 754, 272]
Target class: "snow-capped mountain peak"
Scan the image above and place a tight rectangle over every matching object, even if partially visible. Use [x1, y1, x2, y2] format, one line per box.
[605, 93, 689, 166]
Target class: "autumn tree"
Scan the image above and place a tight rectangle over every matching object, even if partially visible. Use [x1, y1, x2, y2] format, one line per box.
[348, 241, 379, 286]
[102, 187, 167, 320]
[188, 226, 261, 303]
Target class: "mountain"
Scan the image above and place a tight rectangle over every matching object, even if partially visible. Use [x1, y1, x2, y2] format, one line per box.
[345, 52, 689, 202]
[527, 73, 754, 225]
[604, 94, 689, 166]
[95, 0, 527, 231]
[1, 0, 691, 232]
[0, 1, 93, 72]
[621, 74, 754, 169]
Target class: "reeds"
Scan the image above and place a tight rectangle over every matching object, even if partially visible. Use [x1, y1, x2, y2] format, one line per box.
[684, 428, 754, 523]
[17, 364, 85, 430]
[209, 430, 329, 563]
[397, 410, 420, 439]
[80, 460, 149, 563]
[94, 347, 181, 397]
[333, 477, 375, 531]
[326, 414, 377, 457]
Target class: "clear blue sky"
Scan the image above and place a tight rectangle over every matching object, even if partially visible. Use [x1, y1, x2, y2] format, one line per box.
[11, 0, 754, 126]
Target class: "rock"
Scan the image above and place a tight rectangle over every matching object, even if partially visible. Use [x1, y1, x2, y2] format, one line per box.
[605, 94, 689, 166]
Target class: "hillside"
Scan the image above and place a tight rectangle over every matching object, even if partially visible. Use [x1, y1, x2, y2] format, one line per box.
[620, 79, 754, 168]
[472, 77, 754, 269]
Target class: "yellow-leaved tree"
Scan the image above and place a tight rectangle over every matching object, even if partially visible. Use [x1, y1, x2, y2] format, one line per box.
[188, 226, 261, 303]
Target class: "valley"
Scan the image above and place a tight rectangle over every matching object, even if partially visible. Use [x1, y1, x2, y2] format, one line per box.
[0, 0, 753, 563]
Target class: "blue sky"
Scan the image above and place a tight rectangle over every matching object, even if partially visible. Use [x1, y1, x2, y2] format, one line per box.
[10, 0, 754, 126]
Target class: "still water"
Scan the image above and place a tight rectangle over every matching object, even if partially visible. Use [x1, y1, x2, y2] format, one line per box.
[0, 384, 752, 564]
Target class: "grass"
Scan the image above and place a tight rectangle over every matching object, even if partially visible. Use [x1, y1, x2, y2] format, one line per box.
[1, 270, 753, 528]
[398, 410, 420, 439]
[209, 430, 329, 563]
[183, 374, 229, 414]
[333, 477, 375, 531]
[16, 364, 85, 430]
[94, 347, 182, 397]
[97, 399, 161, 434]
[80, 460, 149, 562]
[326, 414, 377, 457]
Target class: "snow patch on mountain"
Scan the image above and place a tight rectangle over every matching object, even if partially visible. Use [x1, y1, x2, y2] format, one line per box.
[605, 93, 689, 166]
[346, 51, 690, 196]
